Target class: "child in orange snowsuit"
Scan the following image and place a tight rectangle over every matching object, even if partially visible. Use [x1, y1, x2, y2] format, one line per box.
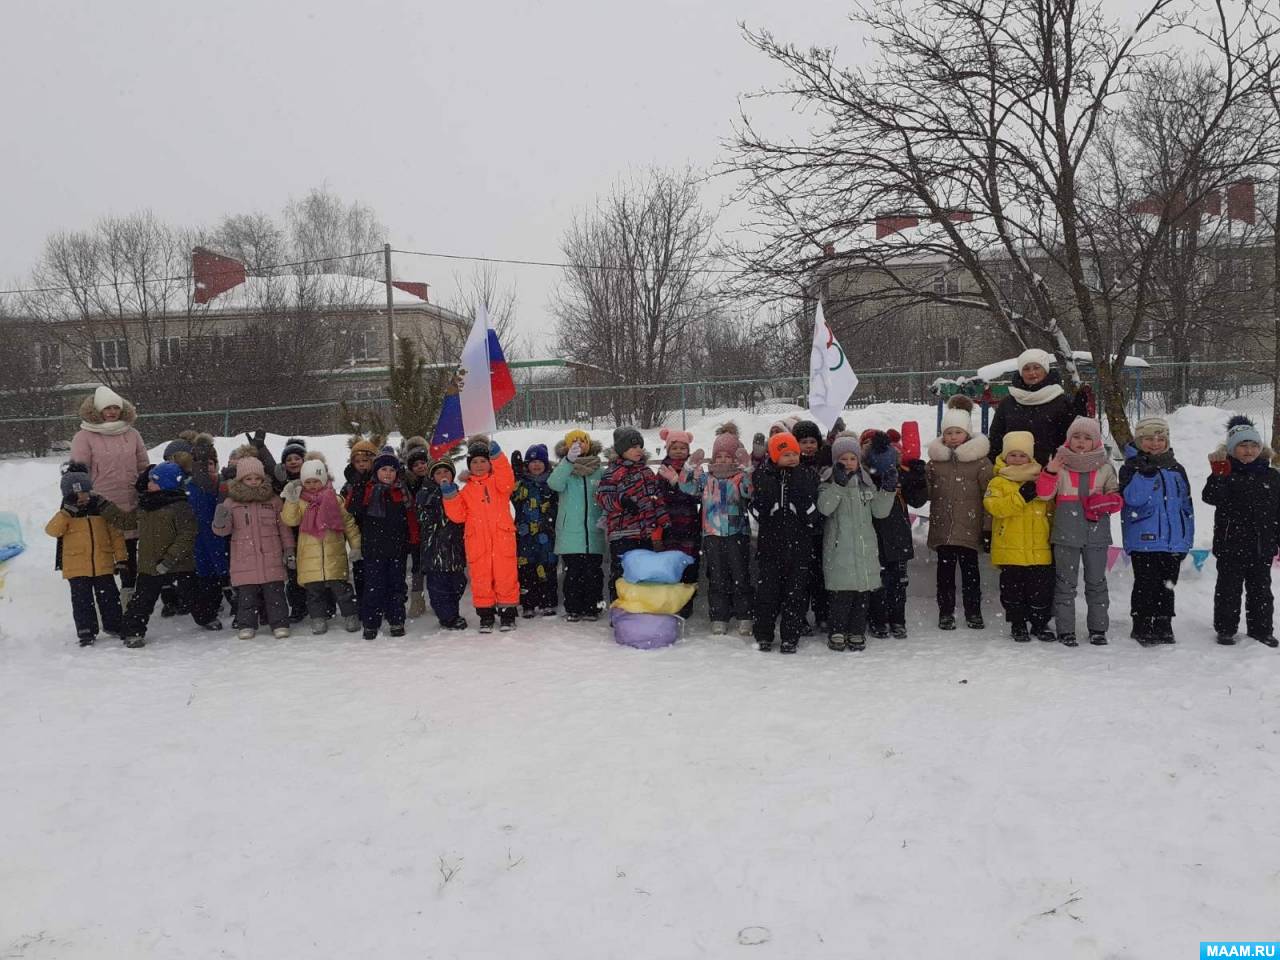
[442, 437, 520, 633]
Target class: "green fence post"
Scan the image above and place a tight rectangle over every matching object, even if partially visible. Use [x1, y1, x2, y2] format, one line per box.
[223, 406, 231, 436]
[680, 383, 687, 430]
[525, 389, 531, 428]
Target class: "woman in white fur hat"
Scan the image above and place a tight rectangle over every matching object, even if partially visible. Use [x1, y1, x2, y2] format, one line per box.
[986, 348, 1090, 467]
[69, 386, 150, 591]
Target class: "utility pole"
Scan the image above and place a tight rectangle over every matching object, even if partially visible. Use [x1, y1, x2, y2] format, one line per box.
[383, 242, 396, 377]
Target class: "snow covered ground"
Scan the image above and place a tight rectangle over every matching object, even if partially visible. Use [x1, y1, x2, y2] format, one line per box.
[2, 404, 1278, 958]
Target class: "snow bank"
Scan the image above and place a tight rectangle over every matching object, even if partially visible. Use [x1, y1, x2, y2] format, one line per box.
[1, 402, 1277, 958]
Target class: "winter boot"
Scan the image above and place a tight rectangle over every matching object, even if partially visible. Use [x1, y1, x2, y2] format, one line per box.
[540, 607, 557, 617]
[890, 623, 908, 639]
[77, 630, 95, 646]
[965, 613, 985, 630]
[362, 628, 378, 640]
[1059, 633, 1078, 647]
[711, 621, 728, 636]
[161, 600, 176, 618]
[311, 618, 328, 635]
[123, 635, 145, 649]
[238, 626, 256, 640]
[1154, 617, 1175, 644]
[583, 608, 601, 622]
[343, 614, 360, 633]
[868, 622, 889, 639]
[564, 612, 581, 623]
[827, 633, 847, 652]
[499, 607, 518, 631]
[478, 607, 497, 633]
[1011, 623, 1031, 643]
[443, 616, 468, 630]
[938, 614, 956, 631]
[1216, 632, 1237, 645]
[848, 635, 866, 651]
[757, 639, 773, 652]
[738, 620, 753, 637]
[780, 638, 798, 654]
[1035, 627, 1057, 643]
[799, 619, 814, 637]
[200, 619, 224, 632]
[1252, 633, 1280, 648]
[389, 624, 406, 638]
[521, 605, 537, 619]
[1088, 632, 1108, 646]
[272, 626, 290, 639]
[288, 607, 306, 624]
[1131, 617, 1156, 646]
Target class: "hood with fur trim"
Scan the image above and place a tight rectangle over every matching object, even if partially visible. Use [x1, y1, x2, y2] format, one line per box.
[928, 433, 990, 463]
[553, 438, 603, 459]
[78, 392, 138, 429]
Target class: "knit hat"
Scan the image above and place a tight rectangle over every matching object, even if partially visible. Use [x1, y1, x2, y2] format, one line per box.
[1001, 431, 1035, 460]
[768, 420, 788, 436]
[234, 456, 265, 480]
[429, 458, 457, 480]
[61, 469, 92, 498]
[1016, 348, 1054, 374]
[406, 446, 430, 470]
[939, 395, 975, 436]
[1133, 417, 1169, 442]
[150, 461, 185, 491]
[830, 433, 861, 464]
[466, 438, 492, 466]
[1066, 416, 1103, 450]
[768, 433, 801, 463]
[712, 422, 742, 459]
[281, 437, 307, 462]
[792, 420, 823, 444]
[163, 439, 193, 462]
[372, 446, 401, 474]
[1226, 415, 1262, 456]
[659, 427, 693, 448]
[524, 443, 550, 468]
[300, 459, 329, 484]
[613, 426, 644, 457]
[93, 385, 125, 412]
[563, 429, 591, 451]
[350, 440, 378, 460]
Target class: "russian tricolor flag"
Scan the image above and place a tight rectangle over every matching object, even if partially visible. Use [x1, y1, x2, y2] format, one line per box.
[430, 305, 516, 459]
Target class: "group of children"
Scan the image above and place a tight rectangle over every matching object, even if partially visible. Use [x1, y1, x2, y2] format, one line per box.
[44, 401, 1280, 652]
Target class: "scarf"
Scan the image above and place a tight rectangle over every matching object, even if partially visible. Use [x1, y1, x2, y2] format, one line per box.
[708, 462, 743, 480]
[571, 455, 601, 477]
[227, 479, 275, 504]
[1055, 443, 1108, 473]
[1232, 455, 1273, 477]
[300, 485, 346, 538]
[138, 489, 188, 512]
[1007, 369, 1066, 407]
[998, 460, 1042, 484]
[1133, 448, 1177, 471]
[365, 481, 400, 519]
[78, 419, 133, 436]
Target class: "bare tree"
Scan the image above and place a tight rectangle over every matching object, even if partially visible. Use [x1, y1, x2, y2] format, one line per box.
[726, 0, 1279, 444]
[285, 186, 385, 279]
[554, 167, 717, 427]
[206, 213, 288, 276]
[446, 263, 524, 360]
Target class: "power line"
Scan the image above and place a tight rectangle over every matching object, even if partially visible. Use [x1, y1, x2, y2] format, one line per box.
[391, 247, 742, 275]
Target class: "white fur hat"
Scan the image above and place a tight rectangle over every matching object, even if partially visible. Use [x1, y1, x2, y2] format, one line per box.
[300, 459, 329, 484]
[940, 395, 975, 436]
[93, 385, 126, 411]
[1016, 348, 1054, 374]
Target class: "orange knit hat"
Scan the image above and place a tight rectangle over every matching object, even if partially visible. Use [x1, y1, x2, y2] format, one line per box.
[768, 432, 801, 463]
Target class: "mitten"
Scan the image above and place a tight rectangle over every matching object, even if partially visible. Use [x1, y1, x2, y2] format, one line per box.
[735, 447, 751, 469]
[980, 531, 992, 554]
[752, 433, 767, 459]
[213, 501, 231, 529]
[1083, 492, 1123, 523]
[488, 440, 501, 456]
[566, 441, 583, 463]
[285, 552, 297, 571]
[348, 548, 362, 564]
[650, 527, 663, 544]
[1019, 480, 1038, 502]
[620, 495, 640, 514]
[282, 480, 302, 503]
[62, 500, 82, 516]
[1209, 455, 1231, 477]
[688, 448, 705, 470]
[440, 481, 459, 497]
[510, 450, 524, 475]
[657, 465, 679, 485]
[155, 561, 169, 576]
[831, 462, 851, 486]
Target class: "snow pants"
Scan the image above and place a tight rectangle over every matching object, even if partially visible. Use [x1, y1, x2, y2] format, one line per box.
[806, 533, 828, 626]
[1130, 552, 1183, 623]
[828, 589, 871, 639]
[935, 545, 981, 618]
[998, 564, 1054, 632]
[69, 575, 122, 639]
[1053, 544, 1110, 637]
[704, 534, 752, 623]
[426, 570, 467, 624]
[122, 572, 200, 640]
[754, 552, 811, 645]
[868, 560, 909, 629]
[237, 581, 290, 631]
[306, 580, 356, 620]
[562, 554, 604, 616]
[519, 560, 559, 612]
[361, 555, 408, 631]
[469, 548, 519, 610]
[1214, 558, 1273, 638]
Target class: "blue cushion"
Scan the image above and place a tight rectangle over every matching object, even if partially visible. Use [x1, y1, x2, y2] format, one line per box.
[621, 549, 694, 584]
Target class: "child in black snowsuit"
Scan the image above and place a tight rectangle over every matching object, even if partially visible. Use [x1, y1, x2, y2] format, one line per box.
[861, 429, 929, 639]
[415, 458, 468, 630]
[655, 427, 702, 619]
[792, 419, 831, 633]
[750, 432, 820, 654]
[1203, 415, 1280, 647]
[349, 448, 419, 639]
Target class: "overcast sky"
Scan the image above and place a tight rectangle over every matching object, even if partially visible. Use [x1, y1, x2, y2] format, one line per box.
[0, 0, 858, 350]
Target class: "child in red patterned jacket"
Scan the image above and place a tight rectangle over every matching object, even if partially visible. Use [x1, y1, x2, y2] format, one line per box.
[596, 426, 670, 601]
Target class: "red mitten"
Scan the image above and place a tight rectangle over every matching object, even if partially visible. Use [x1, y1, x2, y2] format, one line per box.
[899, 421, 921, 463]
[1209, 456, 1231, 477]
[1083, 491, 1123, 522]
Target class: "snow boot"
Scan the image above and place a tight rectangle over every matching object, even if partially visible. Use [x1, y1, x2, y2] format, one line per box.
[288, 608, 306, 624]
[343, 615, 360, 633]
[966, 613, 985, 630]
[363, 628, 378, 640]
[389, 624, 406, 638]
[780, 638, 798, 654]
[1216, 632, 1237, 645]
[1059, 633, 1078, 647]
[1011, 624, 1031, 643]
[160, 600, 176, 618]
[583, 609, 600, 622]
[738, 620, 753, 637]
[238, 627, 256, 640]
[443, 616, 468, 630]
[711, 621, 728, 636]
[827, 633, 847, 652]
[1035, 627, 1057, 643]
[200, 619, 223, 632]
[938, 614, 957, 631]
[123, 635, 145, 648]
[77, 630, 95, 646]
[564, 612, 581, 623]
[499, 607, 518, 631]
[799, 619, 814, 637]
[890, 623, 908, 639]
[1131, 617, 1156, 646]
[1154, 617, 1175, 644]
[848, 635, 866, 651]
[868, 622, 889, 639]
[757, 635, 773, 652]
[272, 626, 290, 640]
[521, 605, 536, 619]
[478, 607, 496, 633]
[1252, 633, 1279, 648]
[1088, 632, 1108, 646]
[311, 618, 328, 635]
[540, 607, 557, 617]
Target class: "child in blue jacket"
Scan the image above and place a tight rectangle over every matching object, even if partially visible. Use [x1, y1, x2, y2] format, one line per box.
[1119, 417, 1193, 645]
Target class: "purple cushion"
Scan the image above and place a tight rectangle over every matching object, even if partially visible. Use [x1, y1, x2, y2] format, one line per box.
[610, 608, 680, 649]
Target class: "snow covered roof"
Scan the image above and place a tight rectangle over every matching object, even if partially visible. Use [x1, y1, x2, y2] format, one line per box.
[976, 351, 1150, 383]
[201, 273, 429, 312]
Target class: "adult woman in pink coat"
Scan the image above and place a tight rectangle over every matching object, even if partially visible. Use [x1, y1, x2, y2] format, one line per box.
[69, 386, 150, 592]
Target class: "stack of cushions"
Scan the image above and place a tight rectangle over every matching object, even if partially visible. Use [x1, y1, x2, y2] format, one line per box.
[609, 549, 695, 649]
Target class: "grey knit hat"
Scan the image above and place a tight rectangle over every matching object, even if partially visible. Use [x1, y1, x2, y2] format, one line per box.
[830, 433, 861, 464]
[1132, 417, 1169, 442]
[1226, 415, 1262, 456]
[61, 469, 93, 498]
[613, 426, 644, 456]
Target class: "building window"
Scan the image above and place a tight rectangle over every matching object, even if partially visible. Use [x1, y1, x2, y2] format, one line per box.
[155, 336, 181, 366]
[349, 329, 380, 362]
[931, 272, 961, 296]
[91, 338, 130, 371]
[933, 336, 962, 366]
[39, 342, 61, 372]
[1225, 258, 1254, 292]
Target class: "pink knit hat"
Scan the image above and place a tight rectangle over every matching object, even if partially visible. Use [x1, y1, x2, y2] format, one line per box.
[711, 422, 742, 458]
[1066, 416, 1103, 449]
[235, 456, 266, 479]
[659, 427, 693, 447]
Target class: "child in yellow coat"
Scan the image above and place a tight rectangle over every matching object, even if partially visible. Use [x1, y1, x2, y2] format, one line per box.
[45, 466, 127, 645]
[983, 430, 1054, 642]
[281, 456, 362, 635]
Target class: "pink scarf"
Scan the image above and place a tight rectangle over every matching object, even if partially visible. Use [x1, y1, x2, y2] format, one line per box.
[300, 485, 346, 538]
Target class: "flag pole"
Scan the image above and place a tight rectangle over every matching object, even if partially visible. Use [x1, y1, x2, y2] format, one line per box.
[383, 242, 396, 371]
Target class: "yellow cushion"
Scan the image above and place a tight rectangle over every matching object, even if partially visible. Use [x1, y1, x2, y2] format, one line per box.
[612, 579, 697, 615]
